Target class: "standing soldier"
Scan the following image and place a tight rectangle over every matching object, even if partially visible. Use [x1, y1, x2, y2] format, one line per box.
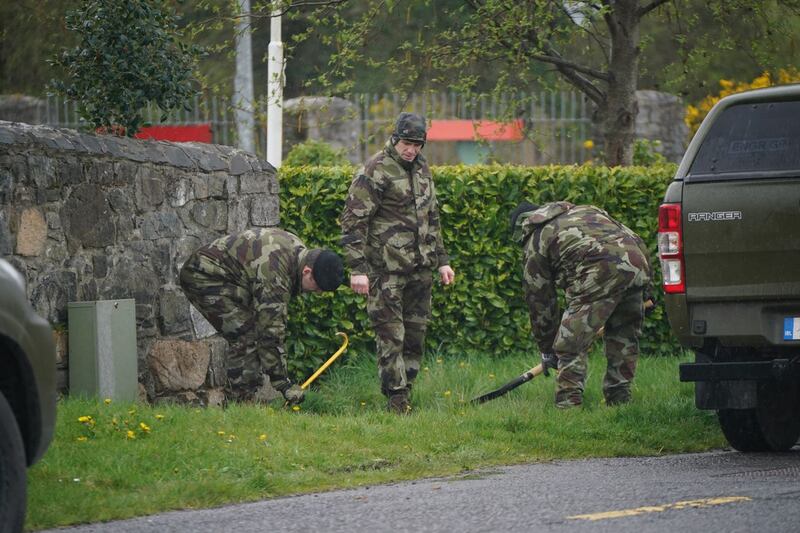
[179, 228, 344, 406]
[510, 201, 652, 408]
[341, 112, 455, 414]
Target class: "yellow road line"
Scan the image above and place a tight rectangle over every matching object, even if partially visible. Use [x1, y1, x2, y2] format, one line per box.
[568, 496, 752, 521]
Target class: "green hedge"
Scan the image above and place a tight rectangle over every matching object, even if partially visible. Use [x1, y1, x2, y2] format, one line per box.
[278, 164, 678, 379]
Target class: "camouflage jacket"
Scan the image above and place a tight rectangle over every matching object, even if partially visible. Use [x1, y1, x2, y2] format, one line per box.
[340, 139, 450, 275]
[199, 227, 310, 368]
[520, 202, 652, 353]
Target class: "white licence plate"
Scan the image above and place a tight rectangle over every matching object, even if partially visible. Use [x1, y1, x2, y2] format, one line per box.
[783, 317, 800, 340]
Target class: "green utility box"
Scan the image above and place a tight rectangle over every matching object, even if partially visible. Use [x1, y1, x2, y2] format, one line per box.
[68, 299, 137, 402]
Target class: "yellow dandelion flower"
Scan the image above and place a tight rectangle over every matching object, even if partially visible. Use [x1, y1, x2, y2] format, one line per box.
[103, 398, 112, 405]
[489, 373, 495, 379]
[128, 409, 136, 415]
[360, 401, 366, 407]
[444, 390, 452, 397]
[155, 414, 165, 421]
[217, 430, 226, 436]
[76, 436, 88, 442]
[423, 366, 430, 372]
[139, 422, 151, 433]
[436, 358, 443, 364]
[126, 430, 136, 440]
[292, 405, 301, 412]
[583, 139, 594, 150]
[259, 434, 268, 441]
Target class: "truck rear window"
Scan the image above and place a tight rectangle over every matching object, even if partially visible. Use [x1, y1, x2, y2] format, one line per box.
[688, 100, 800, 181]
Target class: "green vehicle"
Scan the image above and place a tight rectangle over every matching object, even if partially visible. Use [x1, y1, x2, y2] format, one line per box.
[659, 84, 800, 452]
[0, 258, 57, 532]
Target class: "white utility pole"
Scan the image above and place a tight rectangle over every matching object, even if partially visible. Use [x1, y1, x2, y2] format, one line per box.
[266, 2, 284, 167]
[234, 0, 255, 153]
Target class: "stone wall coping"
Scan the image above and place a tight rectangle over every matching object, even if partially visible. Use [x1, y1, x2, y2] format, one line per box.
[0, 120, 274, 175]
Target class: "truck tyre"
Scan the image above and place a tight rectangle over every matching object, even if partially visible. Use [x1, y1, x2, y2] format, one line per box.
[0, 391, 27, 533]
[718, 381, 800, 452]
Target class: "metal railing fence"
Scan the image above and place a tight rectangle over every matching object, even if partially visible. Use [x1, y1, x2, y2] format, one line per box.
[43, 91, 593, 165]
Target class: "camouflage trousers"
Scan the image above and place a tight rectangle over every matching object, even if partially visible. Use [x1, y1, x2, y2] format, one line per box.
[179, 249, 288, 402]
[553, 284, 645, 408]
[367, 270, 433, 397]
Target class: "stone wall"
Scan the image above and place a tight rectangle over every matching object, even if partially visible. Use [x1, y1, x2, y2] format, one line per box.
[635, 90, 689, 163]
[0, 121, 280, 405]
[0, 95, 46, 125]
[283, 96, 361, 163]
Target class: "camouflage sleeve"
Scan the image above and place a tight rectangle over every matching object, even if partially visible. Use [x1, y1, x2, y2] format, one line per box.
[522, 250, 560, 353]
[251, 266, 292, 382]
[429, 179, 450, 266]
[340, 171, 382, 275]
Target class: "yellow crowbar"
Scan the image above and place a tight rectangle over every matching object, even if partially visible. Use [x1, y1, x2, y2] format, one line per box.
[300, 331, 349, 390]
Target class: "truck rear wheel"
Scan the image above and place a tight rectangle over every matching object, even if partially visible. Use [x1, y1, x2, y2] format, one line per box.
[0, 391, 27, 533]
[718, 381, 800, 452]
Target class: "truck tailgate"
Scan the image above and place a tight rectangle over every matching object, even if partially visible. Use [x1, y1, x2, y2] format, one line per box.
[682, 177, 800, 301]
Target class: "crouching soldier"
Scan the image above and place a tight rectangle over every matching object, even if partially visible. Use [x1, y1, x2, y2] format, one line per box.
[340, 112, 455, 414]
[179, 228, 344, 406]
[510, 201, 652, 408]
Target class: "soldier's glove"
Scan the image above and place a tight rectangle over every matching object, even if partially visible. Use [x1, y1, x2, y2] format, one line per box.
[643, 288, 657, 317]
[644, 297, 657, 317]
[281, 384, 306, 406]
[541, 352, 558, 377]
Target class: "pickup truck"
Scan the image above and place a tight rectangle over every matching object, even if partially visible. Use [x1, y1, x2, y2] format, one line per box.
[0, 258, 57, 532]
[658, 84, 800, 452]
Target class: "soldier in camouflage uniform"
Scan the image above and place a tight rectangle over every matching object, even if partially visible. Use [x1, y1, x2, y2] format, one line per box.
[510, 201, 652, 408]
[341, 113, 455, 414]
[179, 228, 344, 405]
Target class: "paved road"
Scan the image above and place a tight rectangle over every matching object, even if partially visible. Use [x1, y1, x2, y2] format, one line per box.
[41, 448, 800, 533]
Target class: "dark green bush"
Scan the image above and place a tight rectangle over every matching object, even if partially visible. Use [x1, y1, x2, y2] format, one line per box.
[278, 163, 678, 379]
[50, 0, 200, 136]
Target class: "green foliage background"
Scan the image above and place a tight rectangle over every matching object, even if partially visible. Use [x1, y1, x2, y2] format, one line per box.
[49, 0, 200, 135]
[278, 164, 677, 379]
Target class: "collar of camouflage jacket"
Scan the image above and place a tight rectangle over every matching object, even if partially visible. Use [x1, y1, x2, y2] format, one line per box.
[514, 201, 576, 245]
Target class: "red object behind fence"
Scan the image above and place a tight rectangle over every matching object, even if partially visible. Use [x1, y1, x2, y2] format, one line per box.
[135, 124, 213, 143]
[427, 119, 524, 142]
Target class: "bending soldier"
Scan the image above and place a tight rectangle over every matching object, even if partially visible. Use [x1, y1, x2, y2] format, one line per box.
[179, 228, 344, 406]
[510, 201, 652, 408]
[341, 112, 455, 414]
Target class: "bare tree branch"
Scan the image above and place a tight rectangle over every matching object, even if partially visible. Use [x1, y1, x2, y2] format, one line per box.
[531, 47, 611, 83]
[638, 0, 670, 18]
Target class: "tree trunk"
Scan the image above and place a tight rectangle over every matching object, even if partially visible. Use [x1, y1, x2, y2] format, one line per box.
[599, 1, 641, 166]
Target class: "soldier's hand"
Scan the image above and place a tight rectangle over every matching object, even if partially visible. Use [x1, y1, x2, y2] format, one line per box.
[439, 265, 455, 285]
[541, 352, 558, 377]
[644, 297, 656, 317]
[350, 274, 369, 295]
[282, 384, 306, 406]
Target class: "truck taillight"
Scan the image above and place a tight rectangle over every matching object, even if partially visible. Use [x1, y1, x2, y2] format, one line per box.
[658, 203, 685, 293]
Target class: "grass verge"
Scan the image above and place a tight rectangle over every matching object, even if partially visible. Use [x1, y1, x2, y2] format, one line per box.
[27, 350, 724, 530]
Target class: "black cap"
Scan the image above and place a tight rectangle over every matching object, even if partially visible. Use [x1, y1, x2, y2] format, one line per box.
[393, 112, 427, 143]
[312, 250, 344, 291]
[509, 201, 539, 233]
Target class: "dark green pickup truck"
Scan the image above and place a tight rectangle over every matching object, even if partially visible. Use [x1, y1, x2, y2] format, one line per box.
[659, 84, 800, 452]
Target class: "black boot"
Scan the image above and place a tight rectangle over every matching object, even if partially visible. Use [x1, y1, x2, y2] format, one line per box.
[387, 390, 411, 415]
